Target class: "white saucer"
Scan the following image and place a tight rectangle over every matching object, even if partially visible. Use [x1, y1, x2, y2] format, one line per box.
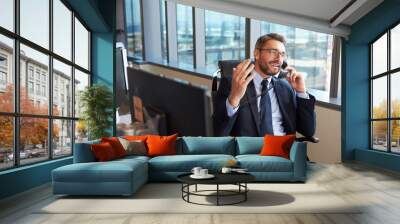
[190, 174, 215, 179]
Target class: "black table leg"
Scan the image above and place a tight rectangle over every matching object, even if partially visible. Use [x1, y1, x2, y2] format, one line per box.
[245, 183, 247, 201]
[216, 184, 219, 206]
[188, 184, 190, 202]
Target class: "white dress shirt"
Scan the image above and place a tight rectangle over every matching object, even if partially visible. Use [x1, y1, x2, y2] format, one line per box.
[226, 70, 309, 136]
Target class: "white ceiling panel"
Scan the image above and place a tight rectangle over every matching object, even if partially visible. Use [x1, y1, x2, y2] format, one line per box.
[176, 0, 384, 37]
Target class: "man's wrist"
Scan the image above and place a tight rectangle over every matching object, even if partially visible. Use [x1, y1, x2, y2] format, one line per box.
[296, 88, 306, 93]
[228, 95, 239, 108]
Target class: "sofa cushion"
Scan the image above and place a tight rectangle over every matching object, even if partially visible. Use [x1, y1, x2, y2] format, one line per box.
[118, 138, 147, 156]
[180, 137, 235, 155]
[236, 155, 293, 172]
[101, 137, 127, 158]
[147, 134, 178, 157]
[91, 142, 118, 161]
[124, 135, 148, 141]
[52, 159, 147, 183]
[260, 135, 296, 159]
[73, 139, 100, 163]
[148, 154, 235, 172]
[115, 155, 150, 163]
[235, 137, 263, 155]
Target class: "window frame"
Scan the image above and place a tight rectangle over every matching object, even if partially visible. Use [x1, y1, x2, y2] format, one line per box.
[123, 0, 145, 61]
[369, 19, 400, 154]
[0, 0, 92, 171]
[124, 2, 341, 107]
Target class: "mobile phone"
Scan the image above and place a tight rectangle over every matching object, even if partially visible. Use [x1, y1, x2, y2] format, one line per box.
[279, 61, 289, 79]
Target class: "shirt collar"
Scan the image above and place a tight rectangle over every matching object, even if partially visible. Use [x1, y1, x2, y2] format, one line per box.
[252, 70, 280, 87]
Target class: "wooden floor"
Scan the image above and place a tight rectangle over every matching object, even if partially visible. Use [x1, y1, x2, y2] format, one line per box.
[1, 162, 400, 224]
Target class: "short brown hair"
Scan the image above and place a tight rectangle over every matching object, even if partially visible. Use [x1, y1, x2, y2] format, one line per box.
[255, 33, 286, 49]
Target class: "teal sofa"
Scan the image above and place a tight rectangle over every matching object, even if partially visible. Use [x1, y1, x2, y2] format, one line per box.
[52, 137, 307, 196]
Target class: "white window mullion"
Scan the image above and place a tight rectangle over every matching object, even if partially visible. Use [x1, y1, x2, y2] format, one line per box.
[249, 19, 260, 59]
[193, 8, 205, 69]
[166, 1, 178, 65]
[142, 0, 162, 62]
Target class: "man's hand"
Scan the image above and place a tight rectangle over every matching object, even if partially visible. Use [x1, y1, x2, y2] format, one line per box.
[285, 66, 306, 93]
[228, 59, 255, 108]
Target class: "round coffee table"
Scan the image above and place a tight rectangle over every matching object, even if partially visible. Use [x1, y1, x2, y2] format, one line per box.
[177, 173, 255, 206]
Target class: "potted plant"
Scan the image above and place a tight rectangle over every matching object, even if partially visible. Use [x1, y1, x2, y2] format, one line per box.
[79, 84, 113, 140]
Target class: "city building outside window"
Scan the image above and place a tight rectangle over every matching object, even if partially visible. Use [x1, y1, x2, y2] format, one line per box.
[160, 0, 168, 64]
[125, 0, 143, 60]
[261, 22, 333, 93]
[176, 4, 194, 69]
[0, 71, 6, 85]
[0, 0, 91, 170]
[205, 10, 245, 72]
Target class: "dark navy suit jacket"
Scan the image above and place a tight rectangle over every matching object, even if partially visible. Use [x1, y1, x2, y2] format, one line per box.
[212, 72, 316, 137]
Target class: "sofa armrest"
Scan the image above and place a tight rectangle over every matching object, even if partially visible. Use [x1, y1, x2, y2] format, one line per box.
[289, 141, 307, 181]
[73, 142, 98, 163]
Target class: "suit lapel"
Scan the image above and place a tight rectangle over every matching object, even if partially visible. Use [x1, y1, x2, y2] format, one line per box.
[272, 77, 289, 131]
[245, 81, 261, 135]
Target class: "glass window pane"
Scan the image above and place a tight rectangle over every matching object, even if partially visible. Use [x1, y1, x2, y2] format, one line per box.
[53, 59, 72, 117]
[261, 22, 333, 92]
[372, 33, 387, 76]
[391, 120, 400, 153]
[261, 22, 296, 64]
[372, 76, 387, 119]
[125, 0, 143, 59]
[20, 0, 49, 49]
[0, 116, 14, 170]
[20, 117, 49, 165]
[160, 0, 167, 64]
[53, 0, 72, 60]
[74, 69, 89, 118]
[372, 121, 388, 151]
[20, 44, 49, 115]
[177, 4, 193, 69]
[0, 0, 14, 31]
[75, 18, 89, 70]
[75, 120, 88, 143]
[205, 10, 245, 71]
[391, 24, 400, 70]
[391, 72, 400, 118]
[53, 119, 72, 157]
[0, 35, 14, 113]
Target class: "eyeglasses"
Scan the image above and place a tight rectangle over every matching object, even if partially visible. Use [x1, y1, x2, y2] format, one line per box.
[258, 48, 286, 58]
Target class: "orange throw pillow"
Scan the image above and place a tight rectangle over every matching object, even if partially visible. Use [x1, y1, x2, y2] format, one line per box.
[101, 137, 127, 158]
[146, 134, 178, 157]
[259, 135, 296, 159]
[91, 142, 117, 161]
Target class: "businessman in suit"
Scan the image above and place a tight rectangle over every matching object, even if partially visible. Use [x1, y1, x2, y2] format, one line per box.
[213, 33, 316, 137]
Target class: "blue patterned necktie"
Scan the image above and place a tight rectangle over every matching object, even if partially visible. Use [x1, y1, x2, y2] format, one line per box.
[259, 79, 274, 136]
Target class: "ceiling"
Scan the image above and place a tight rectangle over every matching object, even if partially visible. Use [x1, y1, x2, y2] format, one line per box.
[177, 0, 384, 37]
[224, 0, 353, 24]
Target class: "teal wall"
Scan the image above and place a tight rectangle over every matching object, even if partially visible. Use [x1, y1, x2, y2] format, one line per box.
[0, 158, 72, 199]
[0, 0, 115, 200]
[343, 0, 400, 171]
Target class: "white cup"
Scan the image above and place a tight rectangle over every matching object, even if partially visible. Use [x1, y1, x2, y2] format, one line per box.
[191, 167, 202, 176]
[200, 169, 208, 176]
[221, 167, 232, 174]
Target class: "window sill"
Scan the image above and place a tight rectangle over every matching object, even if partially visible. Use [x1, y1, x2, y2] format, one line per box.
[308, 89, 341, 111]
[0, 156, 72, 175]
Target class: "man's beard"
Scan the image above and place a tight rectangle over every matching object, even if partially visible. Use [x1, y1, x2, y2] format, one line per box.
[257, 60, 280, 76]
